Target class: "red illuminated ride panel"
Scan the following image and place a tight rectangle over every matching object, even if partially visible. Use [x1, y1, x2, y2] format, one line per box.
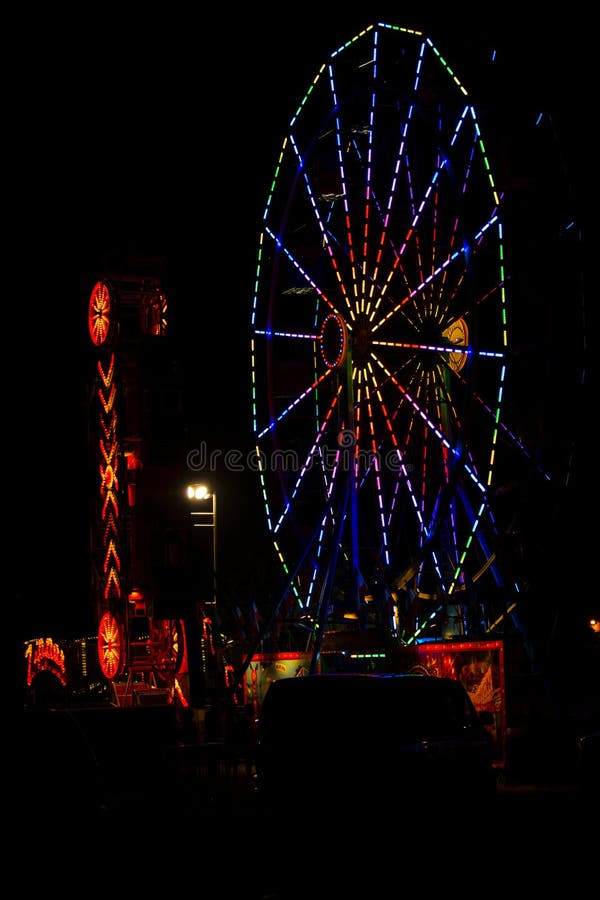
[88, 281, 113, 347]
[97, 611, 124, 679]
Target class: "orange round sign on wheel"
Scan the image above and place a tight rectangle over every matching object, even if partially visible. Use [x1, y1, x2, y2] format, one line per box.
[88, 280, 114, 347]
[97, 611, 124, 679]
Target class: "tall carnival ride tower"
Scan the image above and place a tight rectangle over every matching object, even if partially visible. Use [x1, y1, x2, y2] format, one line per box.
[87, 259, 216, 707]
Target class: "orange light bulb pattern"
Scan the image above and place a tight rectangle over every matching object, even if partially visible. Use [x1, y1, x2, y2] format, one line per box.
[97, 612, 123, 679]
[88, 281, 113, 346]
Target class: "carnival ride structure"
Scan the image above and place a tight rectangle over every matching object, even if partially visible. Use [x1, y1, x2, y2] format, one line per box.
[87, 273, 194, 706]
[247, 23, 561, 672]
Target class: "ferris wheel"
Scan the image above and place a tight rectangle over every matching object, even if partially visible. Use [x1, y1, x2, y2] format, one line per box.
[250, 24, 545, 650]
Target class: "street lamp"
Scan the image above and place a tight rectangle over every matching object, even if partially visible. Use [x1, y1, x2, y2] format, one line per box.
[185, 483, 217, 611]
[185, 483, 221, 707]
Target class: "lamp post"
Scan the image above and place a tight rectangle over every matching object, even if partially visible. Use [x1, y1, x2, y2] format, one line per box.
[186, 483, 217, 612]
[185, 483, 220, 707]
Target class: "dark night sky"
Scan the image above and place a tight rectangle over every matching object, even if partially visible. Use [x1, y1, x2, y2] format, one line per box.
[16, 9, 590, 647]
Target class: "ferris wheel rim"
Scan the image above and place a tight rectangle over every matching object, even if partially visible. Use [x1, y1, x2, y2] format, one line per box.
[250, 24, 515, 641]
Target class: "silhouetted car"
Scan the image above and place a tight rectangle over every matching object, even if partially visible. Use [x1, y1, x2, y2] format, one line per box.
[255, 673, 497, 810]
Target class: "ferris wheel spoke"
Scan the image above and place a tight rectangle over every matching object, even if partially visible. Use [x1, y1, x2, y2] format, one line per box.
[262, 226, 341, 318]
[288, 133, 359, 321]
[368, 109, 416, 298]
[369, 124, 501, 331]
[373, 345, 499, 585]
[325, 54, 382, 313]
[370, 353, 487, 496]
[354, 379, 392, 567]
[271, 385, 345, 535]
[255, 366, 333, 441]
[361, 362, 427, 546]
[455, 484, 505, 587]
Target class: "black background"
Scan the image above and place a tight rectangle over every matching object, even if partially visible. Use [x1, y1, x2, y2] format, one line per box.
[16, 8, 590, 652]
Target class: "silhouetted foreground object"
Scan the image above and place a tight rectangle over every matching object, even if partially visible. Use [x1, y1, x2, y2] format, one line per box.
[255, 673, 497, 811]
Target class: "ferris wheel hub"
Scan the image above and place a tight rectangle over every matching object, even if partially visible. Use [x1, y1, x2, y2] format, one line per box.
[320, 313, 348, 369]
[352, 313, 373, 366]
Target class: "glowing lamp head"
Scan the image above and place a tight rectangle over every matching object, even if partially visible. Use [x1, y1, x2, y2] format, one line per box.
[187, 484, 211, 500]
